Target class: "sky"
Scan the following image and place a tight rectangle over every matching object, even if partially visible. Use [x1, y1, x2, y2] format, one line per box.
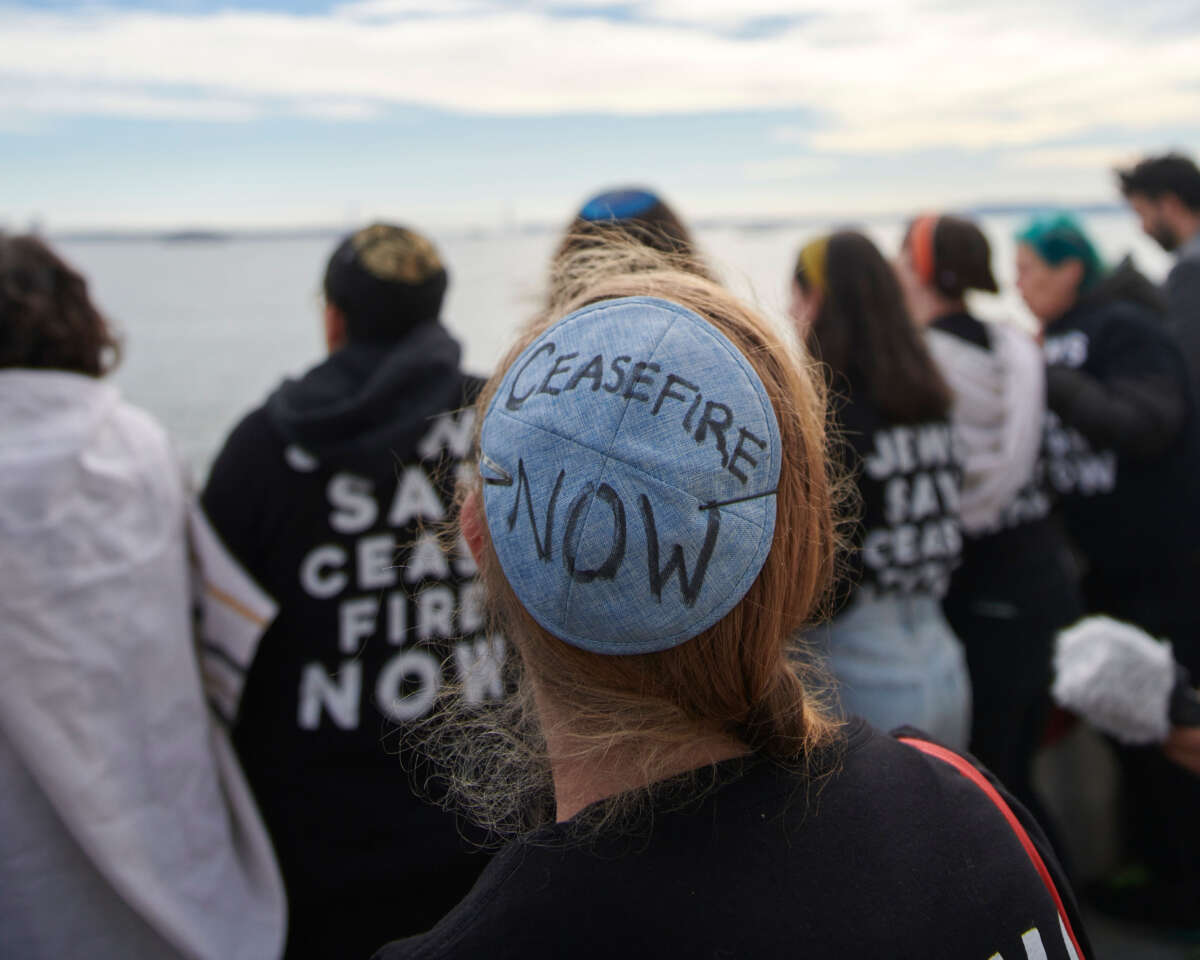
[2, 0, 1199, 231]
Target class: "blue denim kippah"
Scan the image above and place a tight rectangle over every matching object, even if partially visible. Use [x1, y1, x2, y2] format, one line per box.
[479, 296, 781, 654]
[578, 189, 660, 223]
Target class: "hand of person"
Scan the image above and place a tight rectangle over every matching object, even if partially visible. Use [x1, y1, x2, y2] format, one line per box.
[1163, 725, 1200, 776]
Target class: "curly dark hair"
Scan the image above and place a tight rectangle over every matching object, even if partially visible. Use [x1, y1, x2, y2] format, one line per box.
[0, 234, 120, 376]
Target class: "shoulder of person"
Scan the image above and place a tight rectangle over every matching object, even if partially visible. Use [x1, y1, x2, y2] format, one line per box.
[207, 403, 287, 480]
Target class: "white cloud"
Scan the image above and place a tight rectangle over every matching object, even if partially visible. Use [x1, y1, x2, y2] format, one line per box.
[291, 99, 381, 120]
[0, 0, 1197, 157]
[0, 83, 260, 122]
[743, 156, 839, 181]
[1006, 145, 1145, 171]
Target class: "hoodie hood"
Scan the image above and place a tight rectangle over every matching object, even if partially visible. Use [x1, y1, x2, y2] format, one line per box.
[1079, 255, 1166, 317]
[926, 318, 1044, 534]
[266, 321, 466, 459]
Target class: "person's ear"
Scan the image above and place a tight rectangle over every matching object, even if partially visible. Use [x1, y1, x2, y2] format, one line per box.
[324, 303, 347, 352]
[460, 488, 486, 566]
[1064, 259, 1085, 291]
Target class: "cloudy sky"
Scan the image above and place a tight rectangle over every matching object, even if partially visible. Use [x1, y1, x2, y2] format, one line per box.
[2, 0, 1198, 231]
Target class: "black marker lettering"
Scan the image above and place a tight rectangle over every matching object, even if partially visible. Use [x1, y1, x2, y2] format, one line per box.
[682, 392, 704, 432]
[566, 354, 605, 392]
[622, 361, 661, 402]
[563, 483, 627, 583]
[506, 341, 555, 412]
[694, 401, 733, 467]
[537, 351, 579, 397]
[640, 495, 720, 607]
[604, 356, 631, 394]
[652, 373, 699, 415]
[728, 428, 767, 484]
[505, 459, 565, 561]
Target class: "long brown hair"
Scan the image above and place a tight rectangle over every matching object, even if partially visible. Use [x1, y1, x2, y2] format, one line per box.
[418, 243, 847, 838]
[801, 230, 950, 424]
[0, 234, 120, 375]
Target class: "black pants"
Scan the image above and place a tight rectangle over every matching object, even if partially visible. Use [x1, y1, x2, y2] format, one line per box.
[1084, 557, 1200, 902]
[944, 587, 1079, 830]
[942, 533, 1082, 849]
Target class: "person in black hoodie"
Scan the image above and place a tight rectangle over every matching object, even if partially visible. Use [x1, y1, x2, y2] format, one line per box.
[896, 214, 1081, 834]
[1015, 213, 1198, 656]
[201, 223, 501, 959]
[1015, 212, 1200, 928]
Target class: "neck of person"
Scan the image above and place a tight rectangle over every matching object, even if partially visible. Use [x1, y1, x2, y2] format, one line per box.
[533, 687, 750, 823]
[912, 287, 966, 326]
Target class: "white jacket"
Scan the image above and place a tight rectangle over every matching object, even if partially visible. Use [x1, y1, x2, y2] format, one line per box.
[926, 322, 1045, 535]
[0, 370, 285, 960]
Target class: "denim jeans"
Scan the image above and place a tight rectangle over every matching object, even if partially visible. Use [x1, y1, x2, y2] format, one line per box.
[818, 594, 971, 750]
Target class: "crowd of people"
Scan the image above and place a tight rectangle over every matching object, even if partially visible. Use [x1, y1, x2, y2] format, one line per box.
[2, 151, 1200, 958]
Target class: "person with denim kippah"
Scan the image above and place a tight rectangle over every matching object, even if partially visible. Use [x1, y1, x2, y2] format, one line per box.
[371, 242, 1091, 960]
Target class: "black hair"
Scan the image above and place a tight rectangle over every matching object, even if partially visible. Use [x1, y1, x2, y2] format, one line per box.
[1117, 153, 1200, 211]
[802, 230, 951, 424]
[322, 223, 448, 343]
[0, 234, 120, 376]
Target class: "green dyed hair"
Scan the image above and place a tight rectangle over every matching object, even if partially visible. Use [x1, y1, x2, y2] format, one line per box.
[1015, 212, 1105, 292]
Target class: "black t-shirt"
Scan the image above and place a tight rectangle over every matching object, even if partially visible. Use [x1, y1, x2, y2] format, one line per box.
[832, 382, 963, 601]
[201, 325, 497, 958]
[372, 718, 1090, 960]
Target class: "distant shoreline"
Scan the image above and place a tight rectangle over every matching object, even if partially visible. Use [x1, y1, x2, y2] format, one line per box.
[48, 202, 1129, 245]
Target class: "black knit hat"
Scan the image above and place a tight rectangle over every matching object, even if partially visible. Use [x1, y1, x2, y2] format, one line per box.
[323, 223, 448, 342]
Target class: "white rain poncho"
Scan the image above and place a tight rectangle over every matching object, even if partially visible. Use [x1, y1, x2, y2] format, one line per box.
[0, 369, 285, 960]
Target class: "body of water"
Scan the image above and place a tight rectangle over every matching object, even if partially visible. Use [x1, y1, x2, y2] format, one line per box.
[57, 211, 1172, 480]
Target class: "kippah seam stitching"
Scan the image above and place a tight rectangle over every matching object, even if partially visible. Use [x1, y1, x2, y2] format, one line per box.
[560, 305, 676, 628]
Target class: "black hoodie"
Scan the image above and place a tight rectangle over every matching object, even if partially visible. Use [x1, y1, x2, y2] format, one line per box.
[1041, 258, 1200, 640]
[202, 322, 496, 959]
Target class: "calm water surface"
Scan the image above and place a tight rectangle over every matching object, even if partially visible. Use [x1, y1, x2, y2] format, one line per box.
[57, 213, 1172, 479]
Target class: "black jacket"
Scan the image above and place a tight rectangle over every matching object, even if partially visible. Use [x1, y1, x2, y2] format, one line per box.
[202, 322, 494, 959]
[373, 719, 1091, 960]
[1042, 259, 1200, 604]
[1165, 238, 1200, 393]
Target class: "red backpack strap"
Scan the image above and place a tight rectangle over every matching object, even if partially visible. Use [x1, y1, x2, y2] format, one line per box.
[899, 736, 1086, 960]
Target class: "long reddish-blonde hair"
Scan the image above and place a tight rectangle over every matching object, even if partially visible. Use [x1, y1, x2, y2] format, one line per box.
[424, 244, 846, 837]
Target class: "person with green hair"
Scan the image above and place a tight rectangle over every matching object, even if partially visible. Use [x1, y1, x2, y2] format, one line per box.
[1016, 213, 1106, 293]
[1014, 210, 1193, 632]
[1015, 210, 1200, 930]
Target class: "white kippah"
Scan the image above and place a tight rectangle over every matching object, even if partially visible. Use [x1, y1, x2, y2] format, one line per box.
[1052, 616, 1176, 745]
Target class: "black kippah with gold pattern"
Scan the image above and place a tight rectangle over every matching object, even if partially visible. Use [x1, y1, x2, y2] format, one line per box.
[323, 222, 448, 342]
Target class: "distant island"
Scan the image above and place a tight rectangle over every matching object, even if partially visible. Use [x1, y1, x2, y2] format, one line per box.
[162, 230, 232, 244]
